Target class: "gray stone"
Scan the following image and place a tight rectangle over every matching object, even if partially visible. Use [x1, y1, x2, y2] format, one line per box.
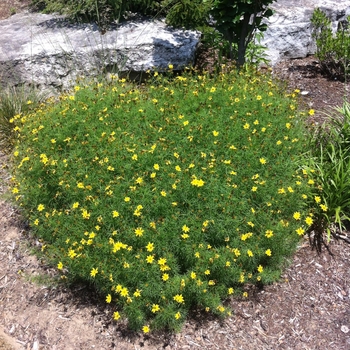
[0, 12, 200, 91]
[262, 0, 350, 65]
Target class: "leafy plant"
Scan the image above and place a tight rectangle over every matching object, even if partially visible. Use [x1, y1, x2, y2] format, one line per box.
[311, 8, 350, 80]
[305, 102, 350, 252]
[11, 69, 310, 332]
[210, 0, 275, 66]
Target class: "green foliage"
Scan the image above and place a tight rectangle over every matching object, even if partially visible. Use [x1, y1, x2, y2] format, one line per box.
[305, 103, 350, 252]
[11, 69, 310, 332]
[311, 8, 350, 80]
[163, 0, 212, 29]
[0, 87, 43, 153]
[30, 0, 163, 27]
[210, 0, 275, 66]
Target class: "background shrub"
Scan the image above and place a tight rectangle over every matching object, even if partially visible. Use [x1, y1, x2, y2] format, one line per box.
[311, 8, 350, 81]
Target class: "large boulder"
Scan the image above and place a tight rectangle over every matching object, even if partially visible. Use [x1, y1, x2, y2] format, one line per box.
[263, 0, 350, 64]
[0, 12, 200, 91]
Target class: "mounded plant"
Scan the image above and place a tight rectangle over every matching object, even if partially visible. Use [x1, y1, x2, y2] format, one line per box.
[11, 68, 312, 332]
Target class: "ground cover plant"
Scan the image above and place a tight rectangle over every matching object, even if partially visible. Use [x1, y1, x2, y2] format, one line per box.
[9, 67, 314, 332]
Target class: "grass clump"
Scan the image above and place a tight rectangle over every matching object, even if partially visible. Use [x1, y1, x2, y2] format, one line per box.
[304, 103, 350, 252]
[0, 87, 43, 154]
[11, 68, 312, 332]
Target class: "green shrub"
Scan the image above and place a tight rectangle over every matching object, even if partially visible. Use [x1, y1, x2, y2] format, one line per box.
[30, 0, 163, 27]
[305, 103, 350, 251]
[311, 8, 350, 80]
[11, 69, 311, 332]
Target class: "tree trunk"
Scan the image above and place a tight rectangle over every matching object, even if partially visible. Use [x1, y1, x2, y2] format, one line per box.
[237, 13, 251, 67]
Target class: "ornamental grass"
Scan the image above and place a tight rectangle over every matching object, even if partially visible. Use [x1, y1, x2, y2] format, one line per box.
[10, 67, 314, 332]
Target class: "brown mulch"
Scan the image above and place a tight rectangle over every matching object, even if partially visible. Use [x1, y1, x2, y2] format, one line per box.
[1, 3, 350, 350]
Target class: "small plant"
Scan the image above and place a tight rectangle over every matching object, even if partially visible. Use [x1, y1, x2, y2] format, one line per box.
[311, 8, 350, 80]
[305, 102, 350, 252]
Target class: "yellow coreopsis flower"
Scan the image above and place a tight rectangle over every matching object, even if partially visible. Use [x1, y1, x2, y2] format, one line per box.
[90, 267, 98, 277]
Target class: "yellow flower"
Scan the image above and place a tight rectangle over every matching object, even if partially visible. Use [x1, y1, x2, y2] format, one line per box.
[191, 178, 205, 187]
[106, 294, 112, 303]
[113, 311, 121, 320]
[146, 255, 154, 264]
[182, 225, 190, 233]
[135, 177, 143, 185]
[168, 64, 174, 69]
[265, 230, 274, 238]
[293, 212, 301, 220]
[151, 304, 160, 313]
[309, 109, 315, 116]
[90, 267, 98, 277]
[320, 204, 328, 212]
[314, 196, 321, 203]
[57, 262, 63, 270]
[173, 294, 184, 303]
[175, 312, 181, 320]
[190, 271, 196, 279]
[112, 211, 119, 218]
[161, 190, 167, 197]
[247, 250, 254, 257]
[124, 196, 131, 202]
[243, 123, 250, 129]
[154, 163, 160, 170]
[259, 158, 267, 165]
[162, 273, 169, 281]
[158, 257, 167, 265]
[265, 249, 272, 256]
[37, 204, 45, 212]
[212, 130, 219, 137]
[142, 325, 150, 333]
[134, 227, 144, 237]
[133, 289, 141, 297]
[146, 242, 154, 252]
[305, 216, 313, 226]
[257, 265, 263, 273]
[296, 227, 305, 236]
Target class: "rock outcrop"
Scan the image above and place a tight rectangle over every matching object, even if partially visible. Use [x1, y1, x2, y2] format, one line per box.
[263, 0, 350, 64]
[0, 13, 200, 91]
[1, 0, 350, 92]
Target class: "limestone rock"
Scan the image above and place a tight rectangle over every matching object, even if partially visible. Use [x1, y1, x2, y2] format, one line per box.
[0, 12, 200, 90]
[263, 0, 350, 65]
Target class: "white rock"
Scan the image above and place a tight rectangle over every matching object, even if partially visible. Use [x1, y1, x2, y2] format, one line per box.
[0, 12, 200, 90]
[262, 0, 350, 65]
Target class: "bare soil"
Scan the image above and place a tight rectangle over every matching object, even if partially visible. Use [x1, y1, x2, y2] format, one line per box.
[1, 3, 350, 350]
